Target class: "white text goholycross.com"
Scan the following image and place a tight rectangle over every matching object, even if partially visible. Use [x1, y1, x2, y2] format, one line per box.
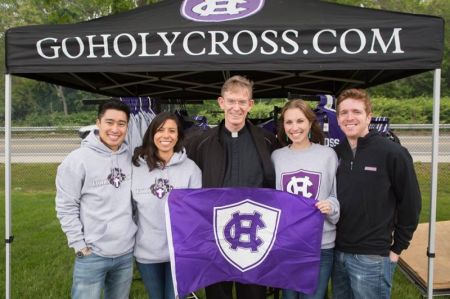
[193, 0, 247, 16]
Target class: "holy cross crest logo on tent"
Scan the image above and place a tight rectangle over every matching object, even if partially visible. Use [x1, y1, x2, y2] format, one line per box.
[181, 0, 265, 22]
[213, 199, 280, 272]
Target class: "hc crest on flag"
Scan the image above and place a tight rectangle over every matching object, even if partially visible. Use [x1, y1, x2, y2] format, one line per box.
[167, 188, 323, 296]
[214, 199, 281, 272]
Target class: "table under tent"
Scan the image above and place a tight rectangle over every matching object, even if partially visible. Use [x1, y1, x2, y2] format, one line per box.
[4, 0, 445, 298]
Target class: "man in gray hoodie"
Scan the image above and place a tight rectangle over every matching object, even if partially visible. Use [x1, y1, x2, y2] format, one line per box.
[56, 100, 137, 299]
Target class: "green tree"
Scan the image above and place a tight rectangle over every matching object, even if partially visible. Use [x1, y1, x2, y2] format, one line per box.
[326, 0, 449, 97]
[1, 0, 448, 125]
[1, 0, 161, 123]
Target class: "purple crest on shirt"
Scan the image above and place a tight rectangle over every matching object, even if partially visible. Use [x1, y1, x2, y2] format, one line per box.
[281, 169, 321, 200]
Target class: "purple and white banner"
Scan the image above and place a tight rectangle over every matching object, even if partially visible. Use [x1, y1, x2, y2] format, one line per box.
[166, 188, 324, 297]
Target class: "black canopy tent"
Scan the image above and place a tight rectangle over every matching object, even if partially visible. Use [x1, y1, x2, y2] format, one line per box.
[5, 0, 443, 98]
[4, 0, 444, 297]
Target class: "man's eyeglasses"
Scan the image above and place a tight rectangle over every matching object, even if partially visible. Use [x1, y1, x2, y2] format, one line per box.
[224, 99, 250, 107]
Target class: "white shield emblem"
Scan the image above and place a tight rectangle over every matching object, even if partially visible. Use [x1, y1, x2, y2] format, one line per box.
[214, 199, 281, 272]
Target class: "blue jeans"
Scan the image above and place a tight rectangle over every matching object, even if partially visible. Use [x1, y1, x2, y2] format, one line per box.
[282, 248, 334, 299]
[331, 250, 397, 299]
[72, 252, 133, 299]
[137, 261, 176, 299]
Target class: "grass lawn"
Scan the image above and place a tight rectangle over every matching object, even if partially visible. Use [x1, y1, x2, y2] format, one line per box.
[0, 163, 449, 298]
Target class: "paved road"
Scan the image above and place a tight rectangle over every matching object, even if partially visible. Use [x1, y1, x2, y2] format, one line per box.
[399, 135, 450, 162]
[0, 137, 81, 163]
[0, 135, 449, 163]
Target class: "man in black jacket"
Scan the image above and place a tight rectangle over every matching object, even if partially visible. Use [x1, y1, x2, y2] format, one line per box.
[332, 88, 421, 299]
[187, 75, 277, 299]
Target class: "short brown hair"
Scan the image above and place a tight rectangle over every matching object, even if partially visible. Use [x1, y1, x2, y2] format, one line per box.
[221, 75, 253, 99]
[337, 88, 372, 115]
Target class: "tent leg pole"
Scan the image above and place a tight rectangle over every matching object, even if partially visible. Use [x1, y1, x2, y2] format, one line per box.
[4, 74, 12, 299]
[427, 68, 441, 299]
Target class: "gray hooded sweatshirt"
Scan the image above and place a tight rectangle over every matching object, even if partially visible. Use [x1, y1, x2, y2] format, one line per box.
[271, 143, 340, 249]
[132, 149, 202, 264]
[55, 130, 137, 257]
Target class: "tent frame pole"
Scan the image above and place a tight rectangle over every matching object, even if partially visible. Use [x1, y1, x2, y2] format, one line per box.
[427, 68, 441, 298]
[4, 74, 12, 299]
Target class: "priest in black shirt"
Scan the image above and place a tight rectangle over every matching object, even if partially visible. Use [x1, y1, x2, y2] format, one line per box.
[187, 75, 277, 299]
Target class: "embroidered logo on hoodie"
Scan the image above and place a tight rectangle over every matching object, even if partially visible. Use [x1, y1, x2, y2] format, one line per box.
[108, 167, 126, 188]
[150, 178, 174, 199]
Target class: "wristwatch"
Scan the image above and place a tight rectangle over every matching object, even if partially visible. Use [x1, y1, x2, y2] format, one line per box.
[76, 247, 91, 257]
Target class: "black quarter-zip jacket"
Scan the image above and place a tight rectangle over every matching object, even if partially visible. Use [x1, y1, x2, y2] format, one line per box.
[334, 130, 421, 256]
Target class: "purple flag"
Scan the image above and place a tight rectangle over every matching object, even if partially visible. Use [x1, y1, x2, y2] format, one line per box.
[166, 188, 324, 297]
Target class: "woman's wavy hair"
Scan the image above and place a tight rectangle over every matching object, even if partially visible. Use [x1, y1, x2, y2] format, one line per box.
[277, 99, 324, 147]
[132, 112, 184, 170]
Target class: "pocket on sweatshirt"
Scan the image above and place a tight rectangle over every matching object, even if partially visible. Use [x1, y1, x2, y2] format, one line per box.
[136, 227, 167, 248]
[135, 228, 169, 261]
[133, 190, 167, 228]
[84, 223, 107, 244]
[91, 220, 137, 256]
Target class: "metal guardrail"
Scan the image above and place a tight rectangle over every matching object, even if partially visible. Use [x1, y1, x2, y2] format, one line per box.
[0, 126, 84, 132]
[390, 124, 450, 129]
[0, 124, 449, 132]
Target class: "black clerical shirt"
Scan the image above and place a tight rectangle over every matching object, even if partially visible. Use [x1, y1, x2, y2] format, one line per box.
[221, 125, 264, 187]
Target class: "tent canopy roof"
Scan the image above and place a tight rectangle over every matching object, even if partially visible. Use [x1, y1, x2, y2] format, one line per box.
[5, 0, 444, 99]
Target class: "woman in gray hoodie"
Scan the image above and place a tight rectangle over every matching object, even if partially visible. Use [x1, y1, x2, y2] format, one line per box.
[271, 99, 339, 299]
[131, 112, 202, 299]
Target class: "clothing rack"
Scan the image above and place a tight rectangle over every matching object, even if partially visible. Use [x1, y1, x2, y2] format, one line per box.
[82, 98, 204, 106]
[82, 98, 116, 105]
[287, 92, 323, 101]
